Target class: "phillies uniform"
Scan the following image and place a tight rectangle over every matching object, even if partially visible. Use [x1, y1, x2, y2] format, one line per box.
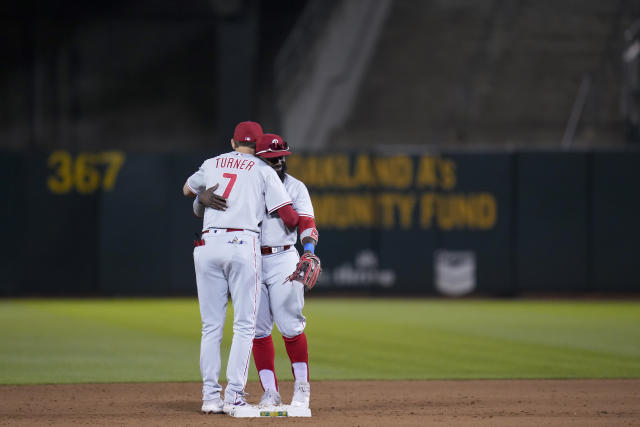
[186, 151, 291, 406]
[250, 134, 316, 411]
[255, 172, 314, 365]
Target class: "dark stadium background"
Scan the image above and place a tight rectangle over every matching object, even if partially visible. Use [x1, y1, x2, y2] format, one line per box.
[1, 0, 639, 296]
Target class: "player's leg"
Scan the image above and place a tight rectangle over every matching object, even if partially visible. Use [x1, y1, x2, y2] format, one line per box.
[283, 332, 310, 408]
[252, 281, 281, 406]
[194, 239, 229, 411]
[266, 249, 311, 407]
[224, 232, 261, 406]
[254, 282, 277, 390]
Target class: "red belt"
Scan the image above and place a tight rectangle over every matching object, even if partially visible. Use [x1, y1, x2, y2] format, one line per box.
[202, 228, 243, 234]
[261, 245, 291, 255]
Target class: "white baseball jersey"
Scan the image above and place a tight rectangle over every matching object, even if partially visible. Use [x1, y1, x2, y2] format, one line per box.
[260, 174, 314, 247]
[256, 173, 315, 340]
[187, 151, 291, 232]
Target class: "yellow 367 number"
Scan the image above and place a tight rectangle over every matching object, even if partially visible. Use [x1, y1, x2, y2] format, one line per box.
[47, 150, 126, 195]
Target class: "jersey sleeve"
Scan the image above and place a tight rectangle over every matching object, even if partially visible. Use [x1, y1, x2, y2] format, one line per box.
[186, 161, 207, 194]
[193, 196, 204, 218]
[292, 181, 315, 218]
[264, 167, 292, 214]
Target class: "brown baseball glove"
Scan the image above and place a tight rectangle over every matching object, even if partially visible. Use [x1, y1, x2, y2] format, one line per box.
[287, 252, 322, 291]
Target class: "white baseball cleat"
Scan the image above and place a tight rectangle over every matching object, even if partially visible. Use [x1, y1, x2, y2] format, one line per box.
[258, 389, 282, 407]
[290, 381, 310, 408]
[201, 396, 224, 414]
[223, 392, 256, 417]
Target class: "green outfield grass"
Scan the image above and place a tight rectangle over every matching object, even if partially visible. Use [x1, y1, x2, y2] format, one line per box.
[0, 298, 639, 384]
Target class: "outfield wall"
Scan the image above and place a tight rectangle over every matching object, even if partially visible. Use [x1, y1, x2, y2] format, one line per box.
[1, 149, 638, 296]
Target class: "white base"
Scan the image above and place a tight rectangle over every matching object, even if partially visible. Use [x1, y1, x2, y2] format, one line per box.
[283, 405, 312, 417]
[225, 404, 311, 418]
[224, 404, 260, 418]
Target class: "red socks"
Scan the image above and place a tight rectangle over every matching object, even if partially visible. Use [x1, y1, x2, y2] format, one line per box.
[253, 335, 278, 391]
[253, 332, 310, 388]
[283, 332, 309, 381]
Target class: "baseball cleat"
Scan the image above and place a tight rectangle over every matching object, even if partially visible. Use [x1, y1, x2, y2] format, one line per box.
[258, 388, 282, 407]
[223, 392, 253, 417]
[223, 401, 260, 417]
[222, 400, 246, 416]
[201, 397, 224, 414]
[290, 381, 310, 408]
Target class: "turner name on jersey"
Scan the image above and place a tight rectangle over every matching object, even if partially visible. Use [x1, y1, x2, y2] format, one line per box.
[214, 157, 256, 170]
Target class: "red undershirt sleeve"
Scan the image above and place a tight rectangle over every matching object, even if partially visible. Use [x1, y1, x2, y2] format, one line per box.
[277, 204, 300, 228]
[298, 216, 316, 235]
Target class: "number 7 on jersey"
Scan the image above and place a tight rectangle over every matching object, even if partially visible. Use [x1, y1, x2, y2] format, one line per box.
[222, 173, 237, 198]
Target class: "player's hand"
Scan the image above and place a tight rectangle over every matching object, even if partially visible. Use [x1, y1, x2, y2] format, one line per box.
[199, 183, 228, 211]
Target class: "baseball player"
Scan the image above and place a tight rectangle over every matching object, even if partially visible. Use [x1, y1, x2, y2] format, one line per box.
[196, 133, 320, 411]
[183, 121, 304, 416]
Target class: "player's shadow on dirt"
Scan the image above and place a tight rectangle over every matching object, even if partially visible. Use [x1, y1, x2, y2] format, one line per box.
[152, 400, 200, 413]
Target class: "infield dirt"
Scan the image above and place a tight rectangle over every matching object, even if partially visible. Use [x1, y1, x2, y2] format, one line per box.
[1, 379, 638, 426]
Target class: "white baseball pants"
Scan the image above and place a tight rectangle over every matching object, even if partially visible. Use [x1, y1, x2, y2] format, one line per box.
[255, 247, 306, 339]
[193, 229, 261, 402]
